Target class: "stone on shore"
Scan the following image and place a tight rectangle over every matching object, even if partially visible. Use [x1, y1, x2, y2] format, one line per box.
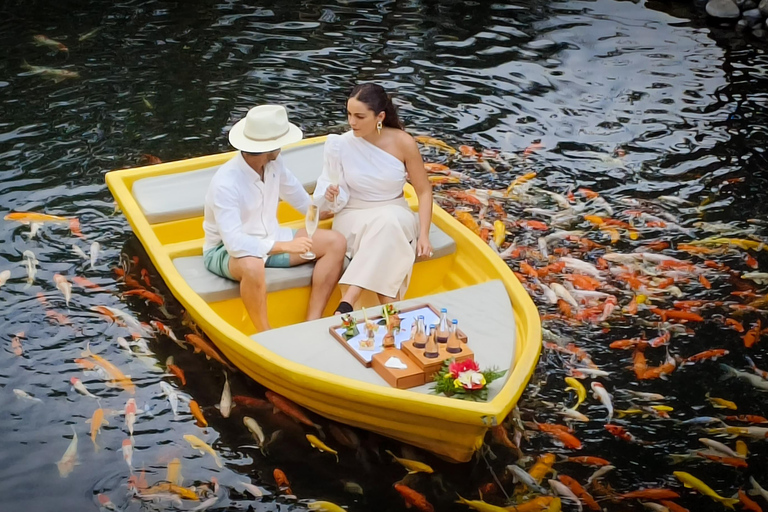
[760, 0, 768, 15]
[706, 0, 741, 18]
[743, 8, 764, 19]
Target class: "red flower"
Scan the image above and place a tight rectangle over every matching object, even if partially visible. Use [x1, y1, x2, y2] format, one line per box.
[449, 359, 480, 378]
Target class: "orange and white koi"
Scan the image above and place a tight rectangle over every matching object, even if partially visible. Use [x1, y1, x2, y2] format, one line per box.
[122, 438, 133, 469]
[11, 331, 24, 356]
[32, 34, 68, 54]
[70, 377, 98, 398]
[591, 382, 613, 421]
[124, 398, 137, 437]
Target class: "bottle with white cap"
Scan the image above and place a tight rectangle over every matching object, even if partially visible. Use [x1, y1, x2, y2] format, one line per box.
[436, 308, 449, 343]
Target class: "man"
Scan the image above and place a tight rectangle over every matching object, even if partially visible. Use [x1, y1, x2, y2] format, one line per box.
[203, 104, 346, 331]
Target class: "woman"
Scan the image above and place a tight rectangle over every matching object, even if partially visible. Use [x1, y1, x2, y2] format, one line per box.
[313, 83, 433, 314]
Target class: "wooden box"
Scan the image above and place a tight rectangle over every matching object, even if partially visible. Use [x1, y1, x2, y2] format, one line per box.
[401, 340, 474, 381]
[371, 348, 426, 390]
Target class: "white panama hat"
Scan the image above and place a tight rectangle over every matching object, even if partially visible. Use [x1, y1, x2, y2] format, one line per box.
[228, 104, 303, 153]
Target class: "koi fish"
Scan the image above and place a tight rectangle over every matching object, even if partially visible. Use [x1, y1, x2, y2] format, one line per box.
[561, 456, 611, 466]
[21, 60, 80, 82]
[306, 434, 339, 462]
[527, 453, 556, 483]
[13, 388, 43, 403]
[53, 274, 72, 306]
[619, 489, 680, 500]
[507, 464, 549, 494]
[706, 393, 737, 410]
[548, 479, 581, 510]
[738, 489, 762, 512]
[591, 382, 613, 421]
[233, 395, 271, 409]
[32, 34, 68, 54]
[142, 483, 199, 501]
[152, 320, 184, 348]
[696, 451, 748, 468]
[57, 426, 79, 478]
[165, 356, 186, 385]
[72, 244, 89, 261]
[393, 483, 434, 512]
[183, 434, 223, 468]
[190, 400, 208, 427]
[184, 334, 233, 370]
[266, 391, 322, 432]
[273, 468, 293, 495]
[122, 438, 133, 469]
[124, 398, 137, 437]
[242, 416, 266, 452]
[720, 364, 768, 391]
[70, 377, 97, 398]
[82, 343, 135, 394]
[683, 349, 729, 364]
[4, 211, 69, 224]
[455, 495, 509, 512]
[605, 424, 645, 444]
[308, 502, 345, 512]
[414, 135, 457, 154]
[536, 423, 582, 449]
[166, 457, 183, 486]
[90, 242, 100, 268]
[558, 474, 599, 511]
[0, 269, 10, 289]
[493, 220, 506, 247]
[218, 372, 231, 418]
[455, 211, 481, 236]
[78, 27, 102, 42]
[160, 382, 180, 418]
[386, 450, 434, 474]
[564, 377, 586, 409]
[87, 407, 109, 450]
[673, 471, 739, 509]
[743, 320, 762, 348]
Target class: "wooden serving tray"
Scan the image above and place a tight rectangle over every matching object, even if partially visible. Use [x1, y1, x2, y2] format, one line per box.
[401, 339, 474, 381]
[329, 303, 467, 368]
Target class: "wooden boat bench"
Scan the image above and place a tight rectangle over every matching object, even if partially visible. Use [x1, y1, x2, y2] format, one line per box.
[173, 222, 456, 303]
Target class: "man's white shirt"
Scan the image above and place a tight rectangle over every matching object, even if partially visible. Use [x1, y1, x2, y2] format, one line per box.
[203, 152, 311, 259]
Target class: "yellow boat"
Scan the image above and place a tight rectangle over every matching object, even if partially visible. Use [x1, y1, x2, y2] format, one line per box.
[105, 135, 541, 463]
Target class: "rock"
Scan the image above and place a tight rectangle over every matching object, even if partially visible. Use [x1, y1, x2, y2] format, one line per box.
[744, 0, 757, 8]
[743, 7, 764, 17]
[734, 0, 746, 6]
[737, 18, 751, 30]
[760, 0, 768, 15]
[706, 0, 741, 17]
[753, 28, 766, 36]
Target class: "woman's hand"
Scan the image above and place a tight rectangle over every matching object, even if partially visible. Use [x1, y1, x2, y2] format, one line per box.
[324, 184, 339, 203]
[416, 236, 433, 259]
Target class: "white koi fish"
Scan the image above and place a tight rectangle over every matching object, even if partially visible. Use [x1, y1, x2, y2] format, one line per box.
[160, 382, 180, 418]
[548, 478, 582, 511]
[560, 257, 601, 278]
[27, 222, 42, 239]
[57, 426, 79, 477]
[53, 274, 72, 306]
[13, 388, 43, 403]
[219, 372, 232, 418]
[591, 382, 613, 421]
[72, 244, 89, 261]
[0, 269, 11, 288]
[550, 282, 579, 309]
[90, 242, 100, 268]
[70, 377, 98, 398]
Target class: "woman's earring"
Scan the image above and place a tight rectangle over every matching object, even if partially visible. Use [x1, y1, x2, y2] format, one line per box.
[376, 120, 382, 134]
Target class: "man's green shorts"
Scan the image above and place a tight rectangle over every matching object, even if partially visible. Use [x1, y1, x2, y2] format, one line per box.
[203, 240, 293, 281]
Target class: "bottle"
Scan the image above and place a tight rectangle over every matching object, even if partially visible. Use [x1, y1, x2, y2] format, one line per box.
[446, 320, 462, 354]
[412, 315, 427, 348]
[424, 324, 439, 358]
[436, 308, 449, 343]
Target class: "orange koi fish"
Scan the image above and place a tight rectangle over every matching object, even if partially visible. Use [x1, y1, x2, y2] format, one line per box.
[189, 400, 208, 427]
[273, 468, 293, 495]
[166, 356, 186, 385]
[266, 391, 321, 431]
[11, 331, 24, 356]
[123, 288, 164, 305]
[619, 489, 680, 500]
[537, 424, 582, 449]
[454, 211, 481, 235]
[4, 212, 68, 224]
[87, 407, 109, 450]
[72, 276, 105, 292]
[682, 349, 729, 364]
[490, 425, 518, 450]
[696, 451, 748, 468]
[233, 395, 271, 409]
[184, 334, 234, 370]
[69, 217, 85, 239]
[393, 483, 434, 512]
[743, 320, 762, 348]
[605, 424, 645, 444]
[424, 162, 450, 173]
[738, 489, 763, 512]
[82, 343, 135, 394]
[558, 475, 599, 511]
[562, 456, 611, 466]
[650, 308, 704, 322]
[725, 415, 768, 424]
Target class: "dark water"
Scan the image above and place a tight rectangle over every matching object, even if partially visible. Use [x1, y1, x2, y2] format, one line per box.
[1, 0, 767, 511]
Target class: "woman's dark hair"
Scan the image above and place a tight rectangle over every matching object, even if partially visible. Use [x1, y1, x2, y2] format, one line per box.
[349, 83, 403, 130]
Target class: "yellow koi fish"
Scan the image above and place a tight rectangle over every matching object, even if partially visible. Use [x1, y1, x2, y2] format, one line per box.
[82, 343, 135, 394]
[673, 471, 739, 509]
[414, 135, 457, 155]
[505, 171, 537, 196]
[456, 495, 509, 511]
[167, 458, 183, 486]
[4, 212, 69, 224]
[184, 434, 223, 468]
[528, 453, 556, 483]
[564, 377, 586, 410]
[142, 482, 199, 501]
[689, 237, 766, 251]
[386, 450, 434, 474]
[306, 434, 339, 462]
[308, 502, 346, 512]
[707, 394, 737, 410]
[493, 220, 506, 247]
[86, 408, 109, 450]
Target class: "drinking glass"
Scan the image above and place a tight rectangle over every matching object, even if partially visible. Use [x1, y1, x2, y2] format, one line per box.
[327, 167, 340, 209]
[300, 203, 319, 260]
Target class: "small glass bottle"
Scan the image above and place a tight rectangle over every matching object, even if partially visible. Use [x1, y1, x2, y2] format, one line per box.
[424, 324, 440, 358]
[412, 315, 427, 349]
[446, 319, 462, 354]
[436, 308, 449, 343]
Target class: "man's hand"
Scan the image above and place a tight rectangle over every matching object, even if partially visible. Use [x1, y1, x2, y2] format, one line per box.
[275, 237, 312, 255]
[324, 184, 340, 203]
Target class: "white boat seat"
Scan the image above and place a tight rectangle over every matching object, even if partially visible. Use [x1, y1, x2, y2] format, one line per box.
[132, 143, 326, 224]
[174, 223, 457, 303]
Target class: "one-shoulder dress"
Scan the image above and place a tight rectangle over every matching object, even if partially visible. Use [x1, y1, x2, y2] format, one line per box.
[312, 131, 420, 299]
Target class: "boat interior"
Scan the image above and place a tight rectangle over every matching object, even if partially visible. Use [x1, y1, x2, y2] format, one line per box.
[124, 139, 519, 398]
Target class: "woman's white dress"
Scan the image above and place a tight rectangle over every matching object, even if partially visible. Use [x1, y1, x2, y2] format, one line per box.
[313, 131, 419, 299]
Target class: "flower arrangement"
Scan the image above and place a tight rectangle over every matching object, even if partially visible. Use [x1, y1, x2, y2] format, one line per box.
[340, 314, 359, 340]
[431, 359, 506, 401]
